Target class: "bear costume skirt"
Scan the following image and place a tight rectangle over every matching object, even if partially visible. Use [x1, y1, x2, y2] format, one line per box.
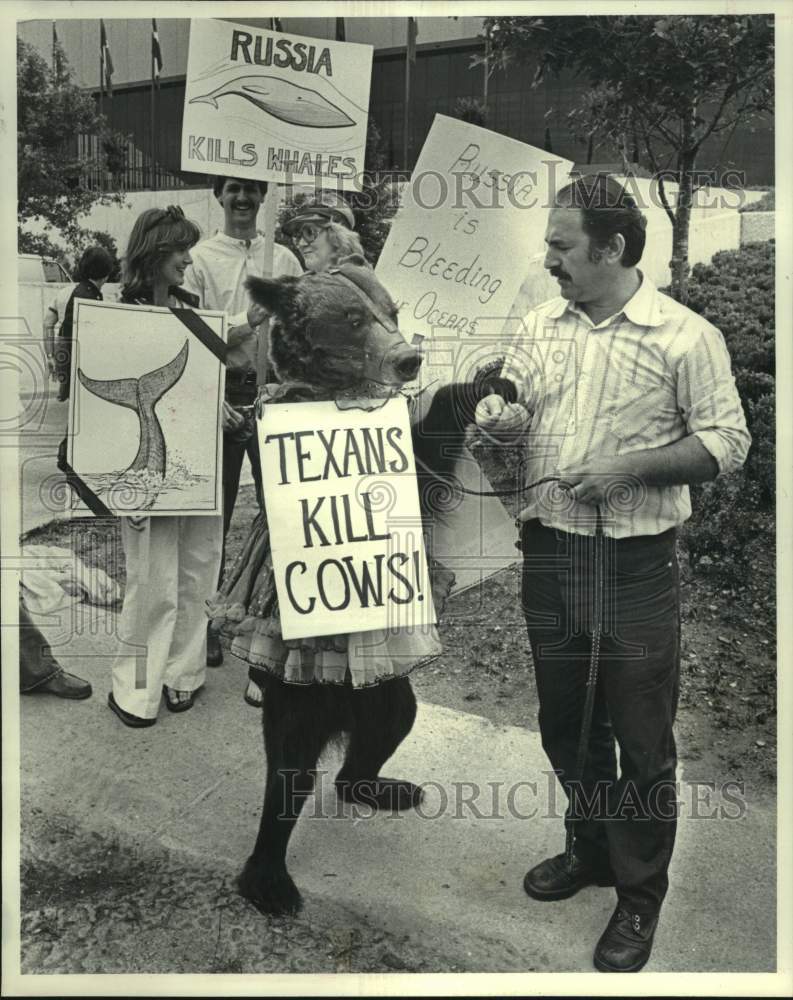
[207, 508, 447, 688]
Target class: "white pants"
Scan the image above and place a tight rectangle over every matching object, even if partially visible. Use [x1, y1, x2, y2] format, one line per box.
[112, 515, 223, 719]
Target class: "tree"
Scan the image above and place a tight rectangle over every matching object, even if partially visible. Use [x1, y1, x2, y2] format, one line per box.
[454, 96, 489, 128]
[17, 38, 127, 263]
[483, 15, 774, 302]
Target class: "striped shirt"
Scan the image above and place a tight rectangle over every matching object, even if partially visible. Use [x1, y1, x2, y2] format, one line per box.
[502, 272, 751, 538]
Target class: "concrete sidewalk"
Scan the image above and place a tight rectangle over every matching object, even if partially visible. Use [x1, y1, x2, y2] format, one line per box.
[19, 604, 776, 973]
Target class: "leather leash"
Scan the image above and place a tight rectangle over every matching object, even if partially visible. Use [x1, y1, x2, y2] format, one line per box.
[415, 457, 605, 870]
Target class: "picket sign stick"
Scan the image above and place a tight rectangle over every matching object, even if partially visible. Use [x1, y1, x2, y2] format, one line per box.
[261, 182, 279, 274]
[256, 183, 281, 387]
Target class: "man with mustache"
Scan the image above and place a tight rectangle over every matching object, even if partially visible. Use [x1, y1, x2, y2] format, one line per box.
[477, 173, 750, 972]
[184, 177, 302, 666]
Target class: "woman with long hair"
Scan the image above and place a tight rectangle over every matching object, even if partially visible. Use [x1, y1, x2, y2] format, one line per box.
[108, 205, 226, 727]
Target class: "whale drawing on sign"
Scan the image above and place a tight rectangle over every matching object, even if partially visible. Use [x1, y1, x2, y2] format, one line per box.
[189, 75, 355, 128]
[77, 341, 189, 478]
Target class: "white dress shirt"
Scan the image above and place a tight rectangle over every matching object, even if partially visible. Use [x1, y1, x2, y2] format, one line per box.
[183, 231, 302, 326]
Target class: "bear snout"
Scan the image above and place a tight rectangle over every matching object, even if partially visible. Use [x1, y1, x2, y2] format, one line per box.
[392, 345, 423, 382]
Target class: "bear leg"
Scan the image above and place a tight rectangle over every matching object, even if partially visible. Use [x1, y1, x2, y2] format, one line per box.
[240, 676, 339, 916]
[335, 676, 423, 811]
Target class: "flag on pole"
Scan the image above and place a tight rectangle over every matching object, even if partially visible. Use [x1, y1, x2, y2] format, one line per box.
[335, 18, 346, 41]
[152, 18, 163, 86]
[100, 19, 114, 97]
[407, 17, 418, 63]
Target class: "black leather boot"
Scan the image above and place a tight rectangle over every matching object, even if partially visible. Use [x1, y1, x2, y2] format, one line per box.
[593, 904, 659, 972]
[523, 852, 614, 901]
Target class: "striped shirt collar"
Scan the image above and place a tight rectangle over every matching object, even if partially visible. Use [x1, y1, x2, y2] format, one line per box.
[545, 270, 666, 329]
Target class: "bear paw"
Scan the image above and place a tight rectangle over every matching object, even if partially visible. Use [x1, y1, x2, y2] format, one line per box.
[335, 775, 424, 811]
[237, 857, 303, 916]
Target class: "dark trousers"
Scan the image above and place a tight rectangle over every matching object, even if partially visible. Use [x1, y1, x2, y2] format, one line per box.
[521, 519, 680, 915]
[19, 598, 62, 692]
[218, 426, 264, 586]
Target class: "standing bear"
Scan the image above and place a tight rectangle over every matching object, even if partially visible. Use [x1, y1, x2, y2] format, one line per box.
[209, 257, 516, 916]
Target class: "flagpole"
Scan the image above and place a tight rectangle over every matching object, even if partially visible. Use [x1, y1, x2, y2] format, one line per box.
[403, 20, 412, 170]
[150, 50, 156, 191]
[483, 25, 490, 114]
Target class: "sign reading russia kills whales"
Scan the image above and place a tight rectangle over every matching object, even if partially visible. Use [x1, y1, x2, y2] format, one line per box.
[182, 19, 374, 190]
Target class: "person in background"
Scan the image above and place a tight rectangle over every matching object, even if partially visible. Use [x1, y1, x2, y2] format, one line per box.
[282, 197, 360, 272]
[53, 246, 115, 401]
[107, 205, 226, 727]
[183, 176, 302, 668]
[19, 595, 92, 699]
[44, 281, 75, 380]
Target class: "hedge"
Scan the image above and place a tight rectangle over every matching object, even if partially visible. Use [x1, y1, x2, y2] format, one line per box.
[680, 240, 775, 582]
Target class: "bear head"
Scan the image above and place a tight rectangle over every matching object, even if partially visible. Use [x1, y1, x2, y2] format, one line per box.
[246, 257, 423, 394]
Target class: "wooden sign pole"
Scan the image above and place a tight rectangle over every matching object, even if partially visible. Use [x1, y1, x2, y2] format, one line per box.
[256, 183, 283, 387]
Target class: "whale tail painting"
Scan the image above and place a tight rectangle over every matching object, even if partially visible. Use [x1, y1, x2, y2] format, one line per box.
[77, 341, 189, 478]
[189, 75, 355, 128]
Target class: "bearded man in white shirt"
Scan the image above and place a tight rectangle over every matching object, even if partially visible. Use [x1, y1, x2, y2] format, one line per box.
[184, 176, 302, 666]
[477, 173, 751, 973]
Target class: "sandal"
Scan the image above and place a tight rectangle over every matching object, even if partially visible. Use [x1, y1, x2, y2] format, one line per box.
[244, 679, 263, 708]
[108, 692, 156, 728]
[163, 685, 201, 713]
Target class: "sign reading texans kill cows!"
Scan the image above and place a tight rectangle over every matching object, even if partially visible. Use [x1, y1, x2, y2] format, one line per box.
[259, 398, 436, 640]
[376, 115, 574, 383]
[182, 19, 373, 190]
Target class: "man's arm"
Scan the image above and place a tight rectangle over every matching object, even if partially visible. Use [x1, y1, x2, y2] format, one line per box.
[226, 245, 302, 349]
[43, 306, 58, 375]
[561, 324, 751, 506]
[559, 436, 719, 507]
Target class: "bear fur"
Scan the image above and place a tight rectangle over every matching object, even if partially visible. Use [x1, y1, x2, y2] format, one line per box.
[229, 261, 514, 916]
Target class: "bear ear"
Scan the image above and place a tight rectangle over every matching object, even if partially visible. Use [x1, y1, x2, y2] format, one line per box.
[335, 253, 370, 269]
[245, 276, 298, 316]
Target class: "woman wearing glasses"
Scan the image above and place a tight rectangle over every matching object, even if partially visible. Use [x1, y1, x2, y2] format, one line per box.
[283, 198, 364, 273]
[108, 205, 226, 727]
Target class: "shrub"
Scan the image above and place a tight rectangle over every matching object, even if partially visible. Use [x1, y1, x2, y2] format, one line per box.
[683, 476, 774, 582]
[739, 188, 775, 212]
[677, 240, 775, 585]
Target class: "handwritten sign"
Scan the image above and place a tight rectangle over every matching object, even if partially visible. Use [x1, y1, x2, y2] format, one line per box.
[259, 398, 436, 640]
[67, 301, 225, 516]
[182, 19, 373, 190]
[376, 115, 573, 385]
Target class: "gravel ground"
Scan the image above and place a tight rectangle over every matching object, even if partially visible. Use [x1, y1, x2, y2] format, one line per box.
[21, 812, 470, 975]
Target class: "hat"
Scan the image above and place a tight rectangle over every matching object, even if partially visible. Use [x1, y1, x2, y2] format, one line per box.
[283, 199, 355, 235]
